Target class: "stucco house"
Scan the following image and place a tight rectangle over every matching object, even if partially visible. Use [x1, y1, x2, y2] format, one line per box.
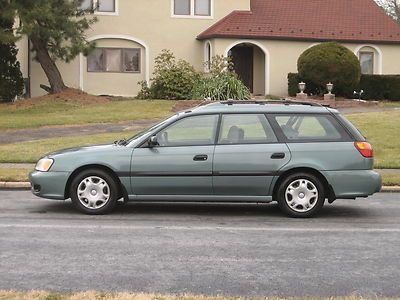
[16, 0, 400, 98]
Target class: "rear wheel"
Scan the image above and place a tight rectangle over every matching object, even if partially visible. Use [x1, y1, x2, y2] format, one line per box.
[277, 172, 325, 218]
[70, 169, 119, 215]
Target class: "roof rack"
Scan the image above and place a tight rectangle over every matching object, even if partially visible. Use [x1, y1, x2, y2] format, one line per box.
[220, 99, 322, 107]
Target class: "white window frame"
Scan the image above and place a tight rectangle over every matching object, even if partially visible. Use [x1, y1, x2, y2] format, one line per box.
[84, 0, 119, 16]
[171, 0, 213, 19]
[87, 47, 141, 73]
[204, 40, 212, 72]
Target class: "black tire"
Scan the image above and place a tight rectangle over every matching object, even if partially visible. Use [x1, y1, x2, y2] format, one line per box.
[70, 169, 119, 215]
[277, 172, 325, 218]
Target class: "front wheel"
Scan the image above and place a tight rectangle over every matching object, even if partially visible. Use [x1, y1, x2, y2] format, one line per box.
[70, 169, 119, 215]
[277, 173, 325, 218]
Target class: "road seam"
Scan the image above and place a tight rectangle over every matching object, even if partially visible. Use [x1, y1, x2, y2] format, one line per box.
[1, 223, 400, 232]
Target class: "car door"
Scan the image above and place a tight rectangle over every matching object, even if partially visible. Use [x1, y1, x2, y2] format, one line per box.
[131, 114, 219, 196]
[213, 114, 291, 196]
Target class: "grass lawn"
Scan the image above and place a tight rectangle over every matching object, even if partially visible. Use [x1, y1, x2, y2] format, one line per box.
[347, 111, 400, 169]
[0, 292, 398, 300]
[0, 131, 136, 163]
[0, 167, 398, 186]
[0, 99, 175, 130]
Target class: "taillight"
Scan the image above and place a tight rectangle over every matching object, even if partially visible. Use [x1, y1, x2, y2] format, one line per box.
[354, 141, 374, 158]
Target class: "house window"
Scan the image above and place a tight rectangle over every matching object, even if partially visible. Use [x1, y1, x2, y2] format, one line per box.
[204, 41, 212, 72]
[87, 48, 140, 73]
[359, 52, 374, 75]
[174, 0, 190, 15]
[173, 0, 212, 17]
[79, 0, 93, 10]
[195, 0, 210, 16]
[98, 0, 115, 12]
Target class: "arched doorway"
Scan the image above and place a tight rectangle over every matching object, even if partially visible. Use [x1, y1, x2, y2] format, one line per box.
[225, 41, 269, 96]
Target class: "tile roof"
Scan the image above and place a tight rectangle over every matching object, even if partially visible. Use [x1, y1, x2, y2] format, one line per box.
[197, 0, 400, 43]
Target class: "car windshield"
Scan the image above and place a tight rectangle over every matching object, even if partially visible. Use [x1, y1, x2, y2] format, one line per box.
[126, 113, 179, 144]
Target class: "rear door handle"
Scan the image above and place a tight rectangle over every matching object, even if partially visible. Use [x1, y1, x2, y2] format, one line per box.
[193, 154, 208, 161]
[271, 152, 285, 159]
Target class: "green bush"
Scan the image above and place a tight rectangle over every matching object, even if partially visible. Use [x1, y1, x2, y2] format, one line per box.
[0, 17, 24, 102]
[138, 52, 250, 101]
[360, 75, 400, 101]
[297, 42, 361, 97]
[192, 55, 251, 100]
[137, 49, 200, 100]
[288, 73, 301, 96]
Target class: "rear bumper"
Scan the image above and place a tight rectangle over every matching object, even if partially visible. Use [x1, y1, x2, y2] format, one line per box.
[29, 170, 70, 200]
[322, 170, 382, 199]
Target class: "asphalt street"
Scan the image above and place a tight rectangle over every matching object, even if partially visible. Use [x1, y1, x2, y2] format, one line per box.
[0, 191, 399, 297]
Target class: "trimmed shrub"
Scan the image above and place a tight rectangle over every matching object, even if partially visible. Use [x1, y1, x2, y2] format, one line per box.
[297, 42, 361, 97]
[288, 73, 300, 96]
[192, 55, 251, 100]
[359, 75, 400, 101]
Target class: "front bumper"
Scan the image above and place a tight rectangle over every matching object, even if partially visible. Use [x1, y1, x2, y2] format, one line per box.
[29, 170, 70, 200]
[322, 169, 382, 199]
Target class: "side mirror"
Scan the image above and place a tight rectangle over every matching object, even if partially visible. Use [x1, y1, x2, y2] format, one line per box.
[148, 135, 159, 148]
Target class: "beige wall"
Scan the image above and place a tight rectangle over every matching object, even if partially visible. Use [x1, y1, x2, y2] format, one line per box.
[15, 36, 29, 78]
[24, 0, 400, 98]
[27, 0, 250, 97]
[253, 46, 265, 96]
[213, 39, 400, 97]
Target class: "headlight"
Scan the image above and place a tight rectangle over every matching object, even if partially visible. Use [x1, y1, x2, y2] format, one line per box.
[35, 158, 54, 172]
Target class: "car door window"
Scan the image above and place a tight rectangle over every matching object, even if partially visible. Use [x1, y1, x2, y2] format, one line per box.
[274, 115, 345, 141]
[218, 114, 277, 144]
[156, 115, 219, 147]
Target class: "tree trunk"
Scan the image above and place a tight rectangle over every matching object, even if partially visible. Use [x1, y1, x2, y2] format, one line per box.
[30, 37, 67, 94]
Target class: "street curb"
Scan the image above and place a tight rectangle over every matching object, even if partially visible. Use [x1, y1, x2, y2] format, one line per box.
[0, 182, 400, 193]
[0, 182, 31, 190]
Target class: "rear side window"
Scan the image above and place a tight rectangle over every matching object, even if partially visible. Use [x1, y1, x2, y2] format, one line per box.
[272, 114, 350, 141]
[218, 114, 277, 144]
[335, 113, 366, 141]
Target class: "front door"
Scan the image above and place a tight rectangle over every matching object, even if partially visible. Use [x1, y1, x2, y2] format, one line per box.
[213, 114, 291, 196]
[230, 46, 254, 92]
[131, 114, 219, 196]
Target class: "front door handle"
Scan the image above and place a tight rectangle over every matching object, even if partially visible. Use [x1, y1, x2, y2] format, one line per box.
[193, 154, 208, 161]
[271, 152, 285, 159]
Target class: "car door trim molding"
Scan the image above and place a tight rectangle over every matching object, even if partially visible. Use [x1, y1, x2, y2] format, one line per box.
[125, 171, 282, 177]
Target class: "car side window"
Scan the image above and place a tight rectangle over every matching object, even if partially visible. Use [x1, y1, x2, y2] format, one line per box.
[218, 114, 277, 144]
[156, 115, 219, 147]
[274, 114, 345, 141]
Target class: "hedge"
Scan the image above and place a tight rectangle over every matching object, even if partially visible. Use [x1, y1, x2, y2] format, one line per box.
[359, 75, 400, 101]
[288, 73, 400, 101]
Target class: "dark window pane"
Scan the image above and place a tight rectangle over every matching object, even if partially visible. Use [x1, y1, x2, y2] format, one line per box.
[87, 48, 104, 72]
[195, 0, 210, 16]
[80, 0, 92, 10]
[218, 114, 277, 144]
[360, 52, 374, 75]
[275, 115, 343, 140]
[157, 115, 219, 147]
[123, 49, 140, 72]
[105, 49, 121, 72]
[174, 0, 190, 15]
[98, 0, 115, 12]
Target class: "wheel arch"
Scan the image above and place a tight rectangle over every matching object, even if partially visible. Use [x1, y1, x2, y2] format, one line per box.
[273, 167, 335, 202]
[64, 164, 128, 201]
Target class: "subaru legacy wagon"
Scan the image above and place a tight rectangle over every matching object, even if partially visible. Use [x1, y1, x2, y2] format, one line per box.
[30, 100, 381, 217]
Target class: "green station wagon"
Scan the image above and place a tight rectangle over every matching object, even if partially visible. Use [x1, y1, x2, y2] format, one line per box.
[30, 100, 381, 217]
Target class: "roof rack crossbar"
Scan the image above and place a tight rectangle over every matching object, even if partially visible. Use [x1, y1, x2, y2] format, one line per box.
[220, 99, 322, 107]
